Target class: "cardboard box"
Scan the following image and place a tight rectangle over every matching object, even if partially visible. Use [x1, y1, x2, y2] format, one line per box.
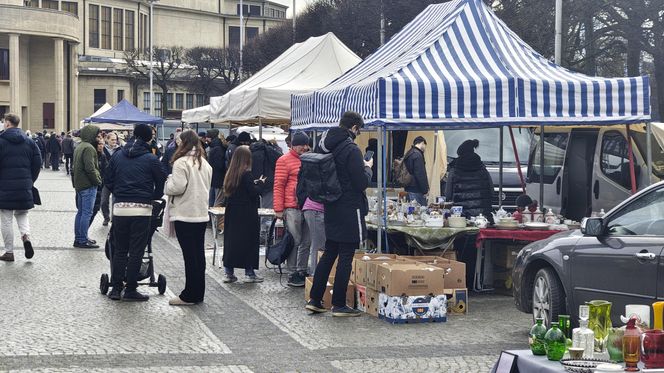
[304, 276, 355, 309]
[444, 288, 468, 314]
[377, 293, 447, 323]
[430, 259, 467, 289]
[356, 284, 368, 312]
[375, 262, 445, 296]
[397, 253, 457, 264]
[352, 253, 397, 286]
[365, 288, 380, 316]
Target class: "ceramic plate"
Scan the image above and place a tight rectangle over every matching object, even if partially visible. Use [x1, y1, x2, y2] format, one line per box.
[560, 358, 613, 373]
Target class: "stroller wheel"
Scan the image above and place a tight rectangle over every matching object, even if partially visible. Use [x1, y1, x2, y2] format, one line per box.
[100, 273, 110, 295]
[157, 274, 167, 295]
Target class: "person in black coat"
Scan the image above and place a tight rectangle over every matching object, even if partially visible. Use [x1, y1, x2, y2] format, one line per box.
[221, 145, 266, 283]
[403, 136, 429, 206]
[225, 131, 252, 169]
[307, 111, 372, 316]
[0, 113, 41, 262]
[444, 139, 494, 223]
[47, 134, 62, 171]
[207, 128, 227, 207]
[34, 133, 46, 169]
[365, 138, 378, 184]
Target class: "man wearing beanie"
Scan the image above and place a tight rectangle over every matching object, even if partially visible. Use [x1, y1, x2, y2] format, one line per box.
[274, 131, 311, 287]
[72, 124, 103, 249]
[225, 131, 252, 168]
[206, 128, 227, 207]
[104, 123, 166, 301]
[403, 136, 429, 206]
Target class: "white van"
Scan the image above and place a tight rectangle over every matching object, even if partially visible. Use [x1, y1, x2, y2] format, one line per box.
[525, 123, 664, 221]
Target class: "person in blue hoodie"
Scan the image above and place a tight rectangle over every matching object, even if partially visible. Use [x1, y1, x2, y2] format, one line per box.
[104, 124, 166, 302]
[0, 113, 42, 262]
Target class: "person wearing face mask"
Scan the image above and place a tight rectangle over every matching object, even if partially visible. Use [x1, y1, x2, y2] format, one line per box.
[306, 111, 372, 317]
[273, 131, 311, 288]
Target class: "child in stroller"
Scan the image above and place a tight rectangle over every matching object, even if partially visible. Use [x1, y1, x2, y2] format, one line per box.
[100, 199, 167, 296]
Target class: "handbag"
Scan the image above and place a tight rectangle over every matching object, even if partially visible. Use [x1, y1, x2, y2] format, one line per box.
[162, 197, 176, 238]
[265, 218, 294, 272]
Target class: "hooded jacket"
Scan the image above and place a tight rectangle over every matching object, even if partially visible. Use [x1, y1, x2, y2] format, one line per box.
[404, 146, 429, 195]
[72, 125, 102, 191]
[444, 152, 494, 222]
[105, 139, 166, 204]
[48, 135, 61, 154]
[61, 137, 75, 155]
[319, 127, 372, 243]
[0, 127, 42, 210]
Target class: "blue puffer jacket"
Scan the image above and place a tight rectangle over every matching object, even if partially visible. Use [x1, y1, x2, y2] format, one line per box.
[105, 138, 166, 204]
[0, 127, 42, 210]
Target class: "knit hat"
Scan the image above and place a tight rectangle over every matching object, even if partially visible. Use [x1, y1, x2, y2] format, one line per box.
[291, 131, 310, 147]
[207, 128, 220, 139]
[237, 131, 251, 144]
[197, 131, 206, 138]
[413, 136, 427, 146]
[134, 124, 153, 142]
[457, 139, 479, 156]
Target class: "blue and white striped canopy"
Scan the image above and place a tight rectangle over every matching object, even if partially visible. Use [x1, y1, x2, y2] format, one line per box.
[291, 0, 651, 130]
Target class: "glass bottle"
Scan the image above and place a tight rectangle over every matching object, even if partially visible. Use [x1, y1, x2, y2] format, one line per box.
[544, 322, 567, 361]
[529, 318, 547, 356]
[623, 316, 641, 372]
[573, 305, 595, 358]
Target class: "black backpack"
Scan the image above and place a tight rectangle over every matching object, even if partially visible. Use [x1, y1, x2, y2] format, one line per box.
[299, 150, 345, 204]
[265, 218, 294, 271]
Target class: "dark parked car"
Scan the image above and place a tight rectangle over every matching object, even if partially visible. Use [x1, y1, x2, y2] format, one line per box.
[513, 181, 664, 327]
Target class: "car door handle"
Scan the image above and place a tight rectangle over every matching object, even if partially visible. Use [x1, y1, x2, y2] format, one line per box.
[593, 180, 599, 199]
[635, 252, 657, 260]
[556, 177, 561, 195]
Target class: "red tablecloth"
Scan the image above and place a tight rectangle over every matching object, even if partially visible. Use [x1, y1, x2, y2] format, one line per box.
[475, 228, 560, 248]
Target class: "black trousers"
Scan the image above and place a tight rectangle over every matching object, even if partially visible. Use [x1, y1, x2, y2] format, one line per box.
[50, 152, 59, 170]
[310, 239, 357, 308]
[111, 215, 151, 291]
[64, 154, 73, 174]
[175, 221, 207, 303]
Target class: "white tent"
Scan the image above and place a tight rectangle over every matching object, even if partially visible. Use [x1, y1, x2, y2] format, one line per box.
[182, 104, 210, 124]
[80, 103, 112, 128]
[209, 32, 361, 124]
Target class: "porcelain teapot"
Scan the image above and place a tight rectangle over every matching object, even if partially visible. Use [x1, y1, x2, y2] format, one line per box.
[475, 214, 489, 228]
[491, 207, 510, 223]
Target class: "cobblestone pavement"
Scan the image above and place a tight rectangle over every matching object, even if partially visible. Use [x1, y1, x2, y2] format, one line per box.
[0, 171, 532, 372]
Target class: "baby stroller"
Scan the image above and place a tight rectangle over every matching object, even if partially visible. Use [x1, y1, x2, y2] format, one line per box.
[99, 200, 167, 296]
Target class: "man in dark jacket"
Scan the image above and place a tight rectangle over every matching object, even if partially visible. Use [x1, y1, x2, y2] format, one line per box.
[0, 114, 41, 262]
[404, 136, 429, 206]
[225, 131, 252, 168]
[105, 124, 166, 302]
[307, 111, 372, 317]
[250, 138, 282, 208]
[72, 125, 102, 248]
[62, 133, 75, 175]
[35, 133, 46, 169]
[48, 133, 62, 171]
[207, 128, 227, 207]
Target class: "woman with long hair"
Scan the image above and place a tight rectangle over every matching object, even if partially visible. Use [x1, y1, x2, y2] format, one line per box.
[222, 145, 265, 283]
[164, 129, 212, 305]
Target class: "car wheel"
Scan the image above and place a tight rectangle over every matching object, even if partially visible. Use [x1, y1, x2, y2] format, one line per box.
[532, 267, 565, 328]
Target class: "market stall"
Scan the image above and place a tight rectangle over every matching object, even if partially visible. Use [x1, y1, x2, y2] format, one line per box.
[85, 99, 163, 126]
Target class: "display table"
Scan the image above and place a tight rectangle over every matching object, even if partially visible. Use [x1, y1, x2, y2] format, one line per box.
[367, 223, 479, 252]
[208, 207, 275, 266]
[474, 228, 561, 292]
[491, 349, 642, 373]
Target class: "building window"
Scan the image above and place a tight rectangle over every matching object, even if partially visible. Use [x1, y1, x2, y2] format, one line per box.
[89, 5, 100, 49]
[43, 103, 55, 129]
[0, 49, 8, 81]
[175, 93, 184, 110]
[117, 90, 125, 103]
[101, 6, 112, 50]
[61, 1, 78, 16]
[94, 89, 106, 112]
[165, 93, 173, 111]
[196, 94, 205, 107]
[26, 0, 39, 7]
[113, 8, 124, 51]
[237, 4, 261, 16]
[125, 10, 135, 51]
[246, 27, 259, 42]
[42, 0, 59, 10]
[186, 94, 194, 110]
[143, 92, 151, 112]
[229, 26, 259, 48]
[139, 13, 149, 53]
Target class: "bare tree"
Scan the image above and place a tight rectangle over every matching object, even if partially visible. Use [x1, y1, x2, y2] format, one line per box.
[124, 46, 190, 118]
[185, 47, 242, 104]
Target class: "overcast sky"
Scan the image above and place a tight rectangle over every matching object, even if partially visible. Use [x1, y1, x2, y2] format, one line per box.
[272, 0, 313, 18]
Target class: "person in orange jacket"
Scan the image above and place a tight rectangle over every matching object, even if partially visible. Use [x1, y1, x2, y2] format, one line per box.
[273, 132, 311, 287]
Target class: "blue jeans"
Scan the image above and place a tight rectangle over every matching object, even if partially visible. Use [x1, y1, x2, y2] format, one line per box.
[75, 187, 97, 244]
[224, 266, 255, 277]
[408, 192, 427, 206]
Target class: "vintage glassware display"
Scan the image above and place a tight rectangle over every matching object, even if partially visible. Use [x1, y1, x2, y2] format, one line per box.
[573, 305, 595, 359]
[622, 316, 640, 371]
[654, 301, 664, 330]
[544, 322, 567, 361]
[641, 329, 664, 369]
[588, 300, 612, 352]
[558, 314, 573, 347]
[529, 318, 548, 355]
[606, 327, 624, 362]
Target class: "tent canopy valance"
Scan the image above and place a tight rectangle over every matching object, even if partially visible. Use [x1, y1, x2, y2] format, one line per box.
[85, 99, 163, 125]
[182, 105, 210, 124]
[291, 0, 651, 131]
[210, 32, 361, 124]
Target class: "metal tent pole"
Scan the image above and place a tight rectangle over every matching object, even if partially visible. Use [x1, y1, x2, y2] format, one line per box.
[647, 122, 653, 185]
[376, 125, 384, 253]
[258, 117, 263, 140]
[539, 124, 545, 208]
[499, 127, 504, 210]
[626, 124, 638, 194]
[509, 127, 526, 193]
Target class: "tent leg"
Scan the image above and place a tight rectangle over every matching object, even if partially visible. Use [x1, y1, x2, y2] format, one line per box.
[258, 118, 263, 140]
[647, 121, 653, 186]
[376, 125, 384, 253]
[539, 124, 545, 209]
[499, 127, 504, 210]
[626, 124, 637, 194]
[509, 127, 526, 193]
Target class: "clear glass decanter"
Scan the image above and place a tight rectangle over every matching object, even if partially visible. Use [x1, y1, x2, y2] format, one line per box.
[572, 305, 595, 358]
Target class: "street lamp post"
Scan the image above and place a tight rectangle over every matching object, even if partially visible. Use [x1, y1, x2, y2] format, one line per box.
[148, 0, 158, 117]
[239, 0, 243, 82]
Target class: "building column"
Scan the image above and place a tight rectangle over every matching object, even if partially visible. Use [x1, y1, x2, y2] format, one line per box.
[69, 43, 78, 131]
[54, 38, 65, 133]
[9, 34, 20, 115]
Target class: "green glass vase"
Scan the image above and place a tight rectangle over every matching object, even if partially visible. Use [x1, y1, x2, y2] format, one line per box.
[529, 318, 548, 355]
[587, 300, 612, 352]
[545, 322, 567, 361]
